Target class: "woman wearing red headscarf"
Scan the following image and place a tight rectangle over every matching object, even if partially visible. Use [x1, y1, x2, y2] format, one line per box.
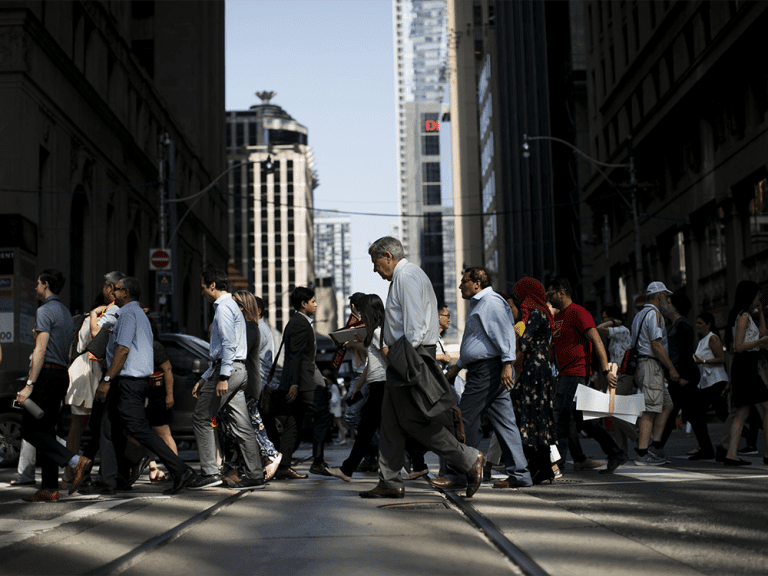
[504, 278, 557, 485]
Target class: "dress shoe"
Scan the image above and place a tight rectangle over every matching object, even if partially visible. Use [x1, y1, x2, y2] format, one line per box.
[404, 469, 429, 481]
[164, 468, 198, 495]
[327, 467, 351, 482]
[724, 457, 751, 466]
[573, 458, 605, 470]
[230, 477, 266, 490]
[493, 476, 533, 489]
[689, 450, 715, 461]
[68, 456, 93, 495]
[10, 479, 36, 486]
[428, 476, 463, 489]
[715, 446, 727, 462]
[466, 451, 485, 498]
[264, 453, 283, 482]
[123, 455, 150, 488]
[21, 489, 59, 502]
[274, 468, 308, 480]
[309, 462, 332, 476]
[599, 455, 629, 474]
[358, 485, 404, 499]
[78, 483, 117, 496]
[356, 462, 378, 473]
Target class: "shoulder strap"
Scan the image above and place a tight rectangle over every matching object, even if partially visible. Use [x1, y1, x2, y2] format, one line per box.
[632, 308, 654, 348]
[267, 335, 285, 383]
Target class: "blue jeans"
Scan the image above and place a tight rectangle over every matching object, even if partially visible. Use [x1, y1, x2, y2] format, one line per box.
[554, 375, 625, 464]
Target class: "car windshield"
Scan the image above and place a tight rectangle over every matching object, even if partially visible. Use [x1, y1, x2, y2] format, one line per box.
[159, 333, 209, 359]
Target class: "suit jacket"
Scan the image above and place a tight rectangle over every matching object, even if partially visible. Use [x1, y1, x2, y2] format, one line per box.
[278, 313, 319, 392]
[387, 336, 458, 417]
[244, 320, 262, 400]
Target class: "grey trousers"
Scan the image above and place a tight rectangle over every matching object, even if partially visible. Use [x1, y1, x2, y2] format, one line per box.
[446, 358, 531, 485]
[378, 381, 478, 490]
[193, 364, 264, 479]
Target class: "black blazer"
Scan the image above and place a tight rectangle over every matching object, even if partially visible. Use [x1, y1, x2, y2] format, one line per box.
[244, 321, 262, 400]
[278, 313, 317, 392]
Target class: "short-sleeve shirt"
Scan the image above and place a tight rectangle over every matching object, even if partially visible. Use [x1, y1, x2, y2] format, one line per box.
[97, 303, 120, 330]
[606, 326, 632, 365]
[107, 300, 154, 378]
[35, 295, 73, 366]
[631, 304, 667, 357]
[552, 303, 596, 377]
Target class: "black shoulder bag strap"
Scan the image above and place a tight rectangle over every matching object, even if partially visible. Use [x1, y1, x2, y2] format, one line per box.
[267, 336, 285, 384]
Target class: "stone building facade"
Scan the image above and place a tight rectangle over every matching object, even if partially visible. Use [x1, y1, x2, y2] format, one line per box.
[583, 0, 768, 323]
[0, 1, 226, 375]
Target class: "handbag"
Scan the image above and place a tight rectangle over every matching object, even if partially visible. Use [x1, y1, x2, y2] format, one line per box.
[619, 309, 654, 376]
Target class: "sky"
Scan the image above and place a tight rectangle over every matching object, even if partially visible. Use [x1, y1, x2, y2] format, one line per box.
[225, 0, 398, 303]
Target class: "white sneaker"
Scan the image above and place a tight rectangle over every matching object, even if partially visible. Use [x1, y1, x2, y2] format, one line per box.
[634, 452, 667, 466]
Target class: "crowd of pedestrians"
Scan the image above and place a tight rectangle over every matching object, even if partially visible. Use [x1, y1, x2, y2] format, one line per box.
[8, 236, 768, 503]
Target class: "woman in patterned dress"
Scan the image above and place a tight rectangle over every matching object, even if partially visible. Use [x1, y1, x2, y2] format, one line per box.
[511, 278, 558, 484]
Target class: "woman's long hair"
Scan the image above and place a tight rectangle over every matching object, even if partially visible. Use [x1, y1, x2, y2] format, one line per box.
[725, 280, 759, 348]
[358, 294, 385, 347]
[232, 290, 259, 324]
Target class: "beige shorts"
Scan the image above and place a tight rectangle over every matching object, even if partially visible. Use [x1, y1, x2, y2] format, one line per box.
[70, 403, 92, 416]
[634, 358, 672, 413]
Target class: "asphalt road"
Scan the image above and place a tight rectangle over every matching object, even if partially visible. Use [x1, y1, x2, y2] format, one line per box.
[0, 423, 766, 576]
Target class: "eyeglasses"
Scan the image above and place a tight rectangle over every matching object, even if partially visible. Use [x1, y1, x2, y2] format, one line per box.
[114, 287, 127, 293]
[439, 313, 450, 318]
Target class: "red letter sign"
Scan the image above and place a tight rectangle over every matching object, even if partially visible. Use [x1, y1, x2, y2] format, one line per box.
[425, 120, 439, 132]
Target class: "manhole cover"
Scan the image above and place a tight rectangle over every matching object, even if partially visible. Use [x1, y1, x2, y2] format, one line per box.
[379, 501, 451, 510]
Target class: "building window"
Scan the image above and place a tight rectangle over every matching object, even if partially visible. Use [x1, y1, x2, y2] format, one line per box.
[226, 123, 231, 147]
[701, 207, 726, 275]
[746, 178, 768, 256]
[423, 184, 441, 205]
[236, 123, 244, 146]
[423, 162, 440, 184]
[422, 135, 439, 156]
[248, 123, 257, 145]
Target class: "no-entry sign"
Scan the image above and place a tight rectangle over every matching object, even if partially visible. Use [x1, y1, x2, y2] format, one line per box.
[149, 248, 172, 271]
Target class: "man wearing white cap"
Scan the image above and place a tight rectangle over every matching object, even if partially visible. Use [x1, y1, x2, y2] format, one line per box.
[631, 281, 678, 465]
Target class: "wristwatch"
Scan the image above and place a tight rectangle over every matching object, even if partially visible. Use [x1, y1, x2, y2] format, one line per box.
[26, 380, 34, 388]
[103, 375, 111, 383]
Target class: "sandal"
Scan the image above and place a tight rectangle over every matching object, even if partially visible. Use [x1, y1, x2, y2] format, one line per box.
[149, 466, 169, 483]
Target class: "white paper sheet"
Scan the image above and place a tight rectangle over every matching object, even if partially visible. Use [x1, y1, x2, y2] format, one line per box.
[574, 384, 645, 424]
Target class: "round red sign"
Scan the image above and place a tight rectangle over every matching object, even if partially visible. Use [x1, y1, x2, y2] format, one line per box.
[151, 249, 171, 270]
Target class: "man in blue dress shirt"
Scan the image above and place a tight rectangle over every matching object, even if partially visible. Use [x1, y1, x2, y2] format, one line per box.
[190, 268, 265, 490]
[435, 267, 532, 489]
[85, 277, 197, 496]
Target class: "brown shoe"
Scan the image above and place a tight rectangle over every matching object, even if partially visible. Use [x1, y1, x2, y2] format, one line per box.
[327, 467, 351, 482]
[22, 489, 59, 503]
[427, 476, 463, 489]
[69, 456, 93, 495]
[358, 485, 404, 499]
[274, 468, 308, 480]
[573, 458, 605, 471]
[404, 469, 429, 481]
[309, 463, 332, 476]
[466, 451, 485, 498]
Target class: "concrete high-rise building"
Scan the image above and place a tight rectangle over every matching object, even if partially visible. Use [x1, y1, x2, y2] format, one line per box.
[225, 92, 318, 333]
[447, 0, 591, 328]
[315, 210, 352, 319]
[0, 1, 226, 377]
[393, 0, 451, 305]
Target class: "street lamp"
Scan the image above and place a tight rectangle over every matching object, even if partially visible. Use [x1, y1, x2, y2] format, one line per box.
[522, 133, 645, 297]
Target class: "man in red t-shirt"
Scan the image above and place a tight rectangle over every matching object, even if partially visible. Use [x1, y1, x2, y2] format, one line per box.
[547, 277, 628, 475]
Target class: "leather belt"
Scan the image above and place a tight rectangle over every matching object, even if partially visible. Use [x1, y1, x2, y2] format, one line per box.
[212, 359, 245, 366]
[42, 362, 67, 370]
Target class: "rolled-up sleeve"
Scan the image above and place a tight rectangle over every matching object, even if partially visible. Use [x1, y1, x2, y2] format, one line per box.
[217, 303, 238, 378]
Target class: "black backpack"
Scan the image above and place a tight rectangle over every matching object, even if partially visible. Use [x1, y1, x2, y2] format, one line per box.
[68, 313, 87, 366]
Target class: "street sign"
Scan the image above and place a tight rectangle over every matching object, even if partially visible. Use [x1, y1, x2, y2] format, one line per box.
[149, 248, 171, 271]
[634, 294, 646, 311]
[157, 271, 173, 295]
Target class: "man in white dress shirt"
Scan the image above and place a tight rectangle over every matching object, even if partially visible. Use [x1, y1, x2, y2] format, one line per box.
[358, 237, 483, 499]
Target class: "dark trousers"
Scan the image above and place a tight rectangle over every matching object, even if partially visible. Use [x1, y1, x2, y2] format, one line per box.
[274, 385, 333, 468]
[21, 368, 77, 491]
[660, 380, 716, 452]
[554, 375, 625, 464]
[341, 381, 385, 477]
[99, 376, 188, 488]
[405, 438, 429, 472]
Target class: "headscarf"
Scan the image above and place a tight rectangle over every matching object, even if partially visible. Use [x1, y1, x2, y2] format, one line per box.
[513, 277, 555, 331]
